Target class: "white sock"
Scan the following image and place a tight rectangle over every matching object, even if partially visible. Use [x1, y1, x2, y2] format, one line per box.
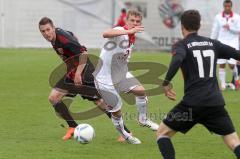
[111, 115, 131, 139]
[233, 66, 239, 81]
[219, 68, 226, 86]
[136, 96, 148, 123]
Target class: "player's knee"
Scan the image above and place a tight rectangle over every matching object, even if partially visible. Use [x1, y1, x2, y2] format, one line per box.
[229, 64, 235, 70]
[137, 86, 145, 95]
[219, 64, 226, 68]
[94, 99, 102, 106]
[48, 94, 62, 105]
[132, 85, 146, 96]
[157, 128, 169, 138]
[94, 99, 107, 110]
[227, 141, 239, 150]
[224, 132, 240, 150]
[156, 123, 174, 138]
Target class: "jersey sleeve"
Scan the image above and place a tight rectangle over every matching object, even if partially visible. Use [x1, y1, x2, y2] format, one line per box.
[216, 40, 240, 60]
[59, 33, 87, 55]
[163, 41, 187, 86]
[66, 31, 74, 36]
[210, 15, 219, 39]
[113, 26, 124, 31]
[57, 29, 87, 55]
[110, 27, 125, 42]
[65, 42, 87, 55]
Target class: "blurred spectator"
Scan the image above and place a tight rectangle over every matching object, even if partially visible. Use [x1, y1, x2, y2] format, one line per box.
[211, 0, 240, 90]
[115, 8, 127, 27]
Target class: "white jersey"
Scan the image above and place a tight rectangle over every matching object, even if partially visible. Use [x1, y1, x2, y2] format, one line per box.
[93, 27, 134, 85]
[211, 12, 240, 50]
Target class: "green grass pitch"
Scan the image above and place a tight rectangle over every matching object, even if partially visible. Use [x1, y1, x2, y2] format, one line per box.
[0, 48, 239, 159]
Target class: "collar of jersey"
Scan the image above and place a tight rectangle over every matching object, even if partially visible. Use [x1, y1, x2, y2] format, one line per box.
[185, 32, 198, 39]
[222, 11, 233, 18]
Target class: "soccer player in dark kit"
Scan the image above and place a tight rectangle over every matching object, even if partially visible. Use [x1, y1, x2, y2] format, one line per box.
[38, 17, 131, 141]
[156, 10, 240, 159]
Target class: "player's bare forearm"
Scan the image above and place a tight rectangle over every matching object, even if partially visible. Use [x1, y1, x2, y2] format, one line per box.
[102, 29, 130, 38]
[76, 51, 88, 75]
[163, 85, 176, 101]
[102, 26, 144, 38]
[74, 51, 88, 85]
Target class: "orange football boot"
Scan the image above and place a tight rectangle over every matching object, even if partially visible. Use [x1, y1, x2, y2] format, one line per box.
[62, 127, 75, 141]
[117, 132, 133, 142]
[235, 80, 239, 91]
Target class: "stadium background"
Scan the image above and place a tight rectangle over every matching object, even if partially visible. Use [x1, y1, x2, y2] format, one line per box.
[0, 1, 240, 159]
[0, 0, 240, 50]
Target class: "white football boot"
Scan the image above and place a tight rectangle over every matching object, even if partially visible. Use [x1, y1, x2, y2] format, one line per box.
[126, 136, 141, 144]
[139, 119, 159, 131]
[220, 83, 226, 91]
[228, 83, 236, 90]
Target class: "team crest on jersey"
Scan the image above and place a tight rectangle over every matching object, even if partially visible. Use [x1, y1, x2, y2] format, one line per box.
[171, 51, 176, 56]
[56, 48, 65, 59]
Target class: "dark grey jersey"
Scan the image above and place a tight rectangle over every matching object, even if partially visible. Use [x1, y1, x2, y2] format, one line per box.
[164, 33, 240, 106]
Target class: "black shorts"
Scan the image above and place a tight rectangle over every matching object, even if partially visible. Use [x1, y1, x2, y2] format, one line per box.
[54, 76, 101, 101]
[163, 102, 235, 136]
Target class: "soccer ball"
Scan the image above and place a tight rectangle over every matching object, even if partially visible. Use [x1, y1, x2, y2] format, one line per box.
[74, 124, 95, 144]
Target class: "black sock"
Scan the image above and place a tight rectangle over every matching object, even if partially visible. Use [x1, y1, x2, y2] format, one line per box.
[123, 124, 131, 133]
[157, 137, 175, 159]
[105, 111, 131, 133]
[105, 111, 112, 118]
[238, 65, 240, 76]
[53, 101, 78, 128]
[232, 76, 235, 84]
[234, 145, 240, 159]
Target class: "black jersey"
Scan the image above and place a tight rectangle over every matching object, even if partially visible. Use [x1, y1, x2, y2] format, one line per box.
[164, 33, 240, 106]
[52, 28, 86, 60]
[51, 28, 95, 83]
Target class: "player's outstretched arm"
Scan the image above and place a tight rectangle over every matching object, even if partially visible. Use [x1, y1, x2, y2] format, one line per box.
[162, 42, 186, 101]
[164, 42, 186, 84]
[102, 26, 144, 38]
[162, 56, 181, 101]
[217, 41, 240, 61]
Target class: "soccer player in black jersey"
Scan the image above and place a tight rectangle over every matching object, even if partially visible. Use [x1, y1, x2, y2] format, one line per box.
[156, 10, 240, 159]
[39, 17, 131, 141]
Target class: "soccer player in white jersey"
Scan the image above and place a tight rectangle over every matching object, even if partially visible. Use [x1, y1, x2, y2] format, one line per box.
[93, 10, 159, 144]
[211, 0, 240, 90]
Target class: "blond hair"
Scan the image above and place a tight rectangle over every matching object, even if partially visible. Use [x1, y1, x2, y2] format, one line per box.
[126, 9, 142, 20]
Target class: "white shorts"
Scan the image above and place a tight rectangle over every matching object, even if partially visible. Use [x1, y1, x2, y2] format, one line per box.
[217, 58, 237, 65]
[94, 72, 140, 112]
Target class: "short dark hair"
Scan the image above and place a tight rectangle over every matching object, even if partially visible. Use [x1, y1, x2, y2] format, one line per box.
[121, 8, 126, 13]
[223, 0, 232, 6]
[39, 17, 54, 27]
[181, 10, 201, 31]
